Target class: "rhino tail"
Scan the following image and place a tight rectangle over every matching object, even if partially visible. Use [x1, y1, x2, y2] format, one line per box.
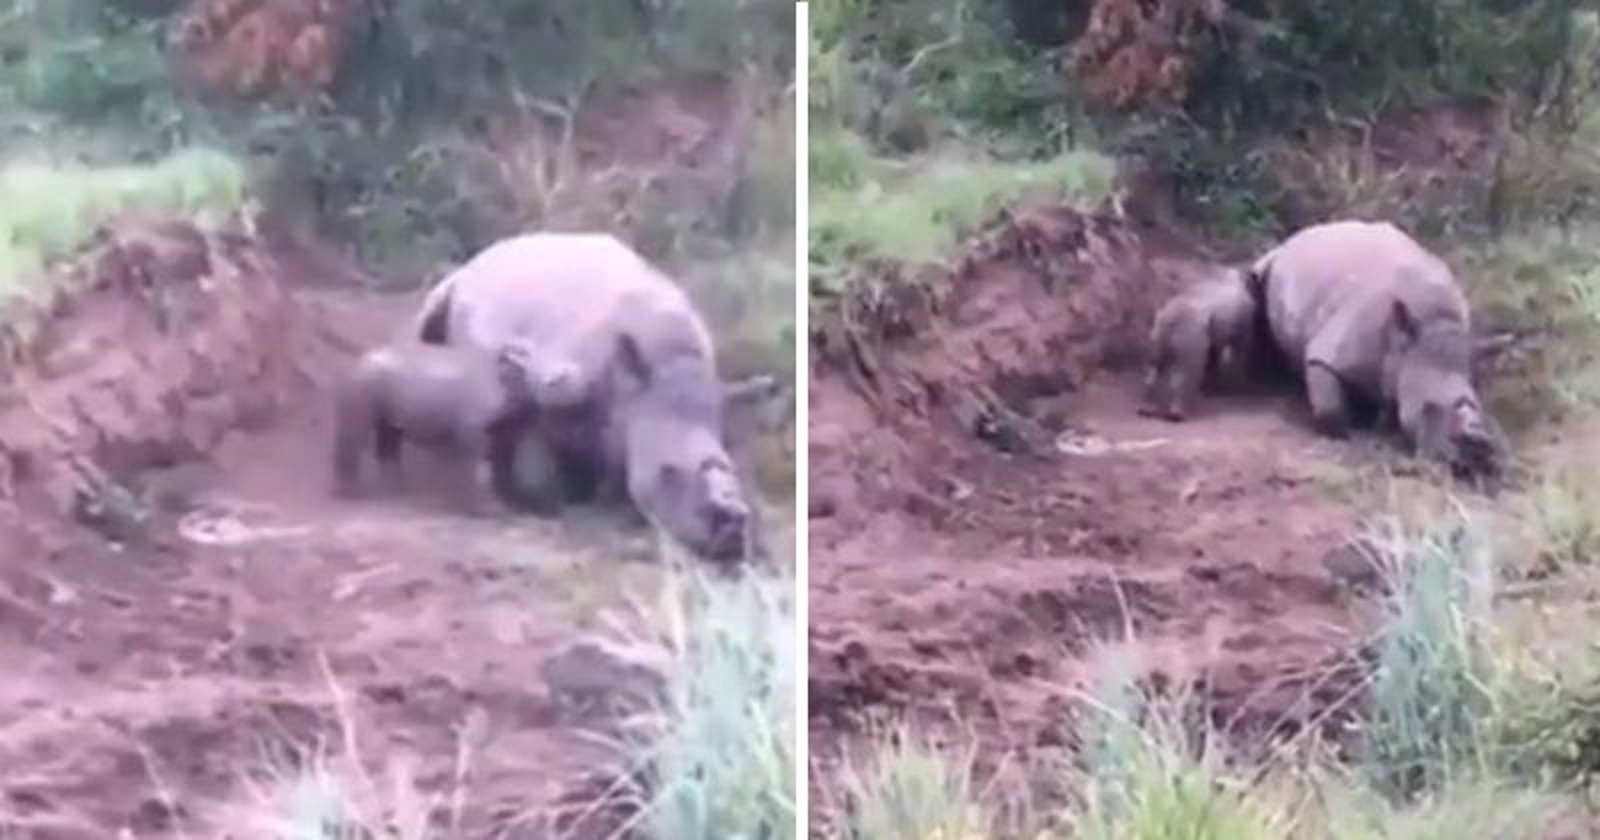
[416, 280, 455, 344]
[1243, 246, 1279, 305]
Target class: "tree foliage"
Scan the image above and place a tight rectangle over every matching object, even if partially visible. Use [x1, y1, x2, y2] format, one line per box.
[0, 0, 794, 280]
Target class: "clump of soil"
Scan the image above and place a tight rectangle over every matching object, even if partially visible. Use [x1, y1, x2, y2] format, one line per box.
[809, 205, 1389, 804]
[0, 218, 317, 526]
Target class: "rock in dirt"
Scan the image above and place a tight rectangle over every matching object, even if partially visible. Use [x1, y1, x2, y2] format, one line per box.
[540, 638, 670, 710]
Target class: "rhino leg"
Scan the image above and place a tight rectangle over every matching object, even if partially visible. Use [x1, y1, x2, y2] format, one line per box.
[1150, 317, 1209, 421]
[332, 383, 372, 498]
[486, 416, 565, 516]
[1305, 362, 1353, 439]
[373, 418, 405, 490]
[454, 427, 500, 518]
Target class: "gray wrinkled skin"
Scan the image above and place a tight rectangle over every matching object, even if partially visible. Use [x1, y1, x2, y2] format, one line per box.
[411, 233, 763, 562]
[604, 335, 752, 562]
[1250, 219, 1497, 473]
[331, 339, 546, 514]
[1141, 267, 1258, 421]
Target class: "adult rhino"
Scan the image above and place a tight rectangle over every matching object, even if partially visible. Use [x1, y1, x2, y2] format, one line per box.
[413, 232, 773, 562]
[1247, 219, 1498, 474]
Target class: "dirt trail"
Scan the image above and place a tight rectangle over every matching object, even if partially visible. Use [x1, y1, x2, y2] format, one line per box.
[0, 224, 656, 839]
[808, 207, 1403, 803]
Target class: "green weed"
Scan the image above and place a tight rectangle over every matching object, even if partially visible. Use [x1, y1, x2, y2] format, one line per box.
[1356, 508, 1499, 797]
[810, 146, 1115, 295]
[638, 566, 796, 840]
[835, 726, 989, 840]
[1314, 772, 1569, 840]
[1064, 646, 1293, 840]
[0, 147, 246, 306]
[1523, 466, 1600, 574]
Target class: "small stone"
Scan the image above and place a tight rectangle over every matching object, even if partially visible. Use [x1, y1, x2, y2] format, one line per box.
[540, 638, 669, 709]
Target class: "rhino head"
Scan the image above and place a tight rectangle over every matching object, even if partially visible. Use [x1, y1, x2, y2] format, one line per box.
[611, 333, 754, 563]
[1383, 299, 1499, 475]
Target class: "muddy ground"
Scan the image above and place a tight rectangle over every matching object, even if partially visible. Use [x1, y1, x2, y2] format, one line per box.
[805, 206, 1453, 824]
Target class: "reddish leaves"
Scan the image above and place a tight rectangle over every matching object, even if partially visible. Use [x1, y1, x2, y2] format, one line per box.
[1071, 0, 1227, 110]
[168, 0, 372, 101]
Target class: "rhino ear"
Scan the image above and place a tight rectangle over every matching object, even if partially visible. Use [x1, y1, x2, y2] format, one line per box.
[1390, 299, 1420, 342]
[615, 333, 653, 387]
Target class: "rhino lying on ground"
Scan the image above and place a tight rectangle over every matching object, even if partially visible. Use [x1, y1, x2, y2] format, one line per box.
[1247, 219, 1498, 474]
[1140, 267, 1259, 421]
[412, 232, 773, 562]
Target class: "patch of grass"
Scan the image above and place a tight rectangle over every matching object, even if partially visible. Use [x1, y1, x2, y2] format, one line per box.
[1356, 507, 1500, 797]
[833, 726, 989, 840]
[210, 654, 479, 839]
[1313, 772, 1571, 840]
[809, 124, 878, 192]
[625, 564, 797, 840]
[810, 143, 1116, 296]
[0, 147, 246, 306]
[1522, 466, 1600, 575]
[1063, 645, 1294, 840]
[684, 243, 797, 386]
[725, 93, 798, 242]
[1493, 641, 1600, 784]
[1450, 225, 1600, 430]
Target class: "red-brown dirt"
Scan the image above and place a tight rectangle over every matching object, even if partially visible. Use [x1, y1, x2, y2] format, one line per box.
[0, 219, 660, 839]
[807, 206, 1404, 822]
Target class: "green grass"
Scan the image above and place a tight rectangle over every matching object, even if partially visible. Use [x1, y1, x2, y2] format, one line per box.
[0, 147, 246, 307]
[1311, 773, 1569, 840]
[631, 563, 797, 840]
[207, 653, 471, 840]
[833, 726, 989, 840]
[1439, 223, 1600, 430]
[810, 145, 1116, 296]
[1522, 466, 1600, 575]
[1064, 646, 1294, 840]
[1356, 507, 1499, 796]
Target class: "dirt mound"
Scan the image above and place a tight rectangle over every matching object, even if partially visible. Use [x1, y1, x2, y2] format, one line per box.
[0, 217, 318, 528]
[810, 206, 1205, 518]
[809, 206, 1381, 802]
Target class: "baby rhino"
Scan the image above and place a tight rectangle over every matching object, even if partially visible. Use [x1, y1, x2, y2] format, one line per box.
[331, 338, 553, 515]
[1141, 268, 1258, 421]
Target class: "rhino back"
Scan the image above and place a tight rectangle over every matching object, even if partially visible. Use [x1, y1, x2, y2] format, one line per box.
[435, 233, 715, 385]
[1260, 220, 1465, 393]
[360, 343, 503, 439]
